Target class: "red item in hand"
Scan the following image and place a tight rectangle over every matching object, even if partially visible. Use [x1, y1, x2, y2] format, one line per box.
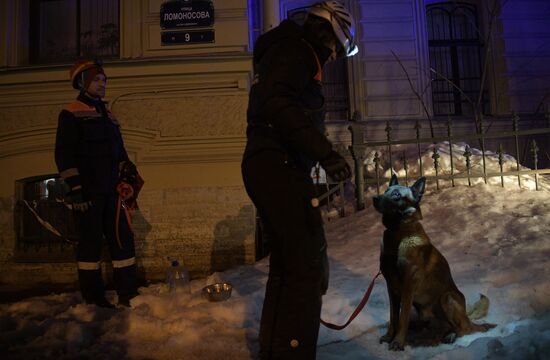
[116, 181, 134, 201]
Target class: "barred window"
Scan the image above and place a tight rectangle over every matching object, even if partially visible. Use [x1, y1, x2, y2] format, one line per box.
[29, 0, 119, 64]
[427, 2, 489, 116]
[14, 175, 77, 262]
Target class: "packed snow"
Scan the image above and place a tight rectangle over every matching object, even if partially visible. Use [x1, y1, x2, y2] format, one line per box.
[1, 142, 549, 360]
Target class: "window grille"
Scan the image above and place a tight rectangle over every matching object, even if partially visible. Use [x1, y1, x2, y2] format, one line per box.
[427, 2, 489, 116]
[14, 175, 77, 262]
[29, 0, 119, 64]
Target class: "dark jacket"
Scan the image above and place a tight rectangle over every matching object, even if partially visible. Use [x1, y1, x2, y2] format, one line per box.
[55, 94, 129, 194]
[244, 20, 334, 172]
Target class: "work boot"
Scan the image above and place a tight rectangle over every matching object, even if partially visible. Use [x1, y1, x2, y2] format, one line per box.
[87, 297, 116, 309]
[117, 297, 131, 308]
[117, 292, 138, 308]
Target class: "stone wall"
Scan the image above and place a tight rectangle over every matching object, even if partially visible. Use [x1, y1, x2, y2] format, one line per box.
[134, 186, 255, 281]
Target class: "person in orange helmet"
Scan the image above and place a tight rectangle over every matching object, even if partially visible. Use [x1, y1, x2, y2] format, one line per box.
[55, 59, 140, 308]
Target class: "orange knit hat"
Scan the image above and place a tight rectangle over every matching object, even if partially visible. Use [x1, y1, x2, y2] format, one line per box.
[69, 60, 106, 90]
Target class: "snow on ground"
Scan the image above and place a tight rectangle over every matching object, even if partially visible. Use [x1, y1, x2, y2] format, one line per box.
[1, 142, 550, 360]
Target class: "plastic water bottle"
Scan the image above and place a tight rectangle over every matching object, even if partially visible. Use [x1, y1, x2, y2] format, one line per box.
[166, 259, 191, 295]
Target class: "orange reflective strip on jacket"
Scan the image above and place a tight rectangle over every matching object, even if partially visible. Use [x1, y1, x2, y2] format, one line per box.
[63, 100, 116, 121]
[302, 41, 323, 82]
[63, 100, 95, 113]
[312, 52, 322, 82]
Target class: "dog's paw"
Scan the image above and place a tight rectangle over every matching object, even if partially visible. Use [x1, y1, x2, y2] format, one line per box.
[379, 333, 394, 344]
[443, 332, 457, 344]
[388, 340, 405, 351]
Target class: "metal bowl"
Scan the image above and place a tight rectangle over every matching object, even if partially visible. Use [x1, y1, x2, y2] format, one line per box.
[202, 282, 233, 302]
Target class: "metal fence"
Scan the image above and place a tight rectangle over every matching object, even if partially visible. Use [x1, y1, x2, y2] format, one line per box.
[346, 111, 550, 210]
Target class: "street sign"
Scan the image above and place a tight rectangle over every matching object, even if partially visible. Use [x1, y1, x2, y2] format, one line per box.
[160, 0, 214, 29]
[161, 30, 215, 45]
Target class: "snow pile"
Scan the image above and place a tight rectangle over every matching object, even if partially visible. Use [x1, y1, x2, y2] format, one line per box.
[363, 142, 550, 191]
[1, 142, 550, 359]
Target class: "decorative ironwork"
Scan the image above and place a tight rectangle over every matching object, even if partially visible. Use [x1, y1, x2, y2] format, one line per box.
[345, 112, 550, 207]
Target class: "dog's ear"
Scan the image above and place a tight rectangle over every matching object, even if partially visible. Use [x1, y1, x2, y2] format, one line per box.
[389, 174, 399, 186]
[410, 176, 426, 202]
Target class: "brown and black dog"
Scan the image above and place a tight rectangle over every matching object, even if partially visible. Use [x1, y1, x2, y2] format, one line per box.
[373, 175, 495, 351]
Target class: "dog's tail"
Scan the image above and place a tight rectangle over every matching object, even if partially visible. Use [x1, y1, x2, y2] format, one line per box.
[466, 294, 490, 320]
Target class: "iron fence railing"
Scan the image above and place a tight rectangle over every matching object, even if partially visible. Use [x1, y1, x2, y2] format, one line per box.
[317, 181, 346, 218]
[347, 111, 550, 210]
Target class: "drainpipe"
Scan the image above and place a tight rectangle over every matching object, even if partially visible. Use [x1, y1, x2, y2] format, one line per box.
[263, 0, 280, 33]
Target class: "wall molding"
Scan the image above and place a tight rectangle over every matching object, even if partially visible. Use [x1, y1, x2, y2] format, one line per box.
[0, 59, 252, 108]
[0, 125, 246, 164]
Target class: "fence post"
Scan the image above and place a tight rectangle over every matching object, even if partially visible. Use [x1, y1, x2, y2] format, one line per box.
[348, 111, 367, 210]
[432, 147, 440, 190]
[374, 152, 381, 195]
[386, 120, 393, 171]
[531, 140, 539, 191]
[497, 144, 504, 187]
[338, 181, 345, 217]
[402, 151, 409, 186]
[415, 120, 424, 176]
[464, 145, 472, 186]
[513, 112, 522, 188]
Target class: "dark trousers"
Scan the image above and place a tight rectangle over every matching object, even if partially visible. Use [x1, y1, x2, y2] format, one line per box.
[242, 150, 329, 360]
[75, 194, 138, 303]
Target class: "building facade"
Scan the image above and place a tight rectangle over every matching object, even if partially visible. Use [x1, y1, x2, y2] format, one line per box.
[0, 0, 548, 288]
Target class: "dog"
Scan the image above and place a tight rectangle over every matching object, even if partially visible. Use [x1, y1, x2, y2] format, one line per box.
[373, 175, 495, 351]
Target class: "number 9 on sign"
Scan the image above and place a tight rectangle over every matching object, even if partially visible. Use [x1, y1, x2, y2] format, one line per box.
[161, 30, 215, 45]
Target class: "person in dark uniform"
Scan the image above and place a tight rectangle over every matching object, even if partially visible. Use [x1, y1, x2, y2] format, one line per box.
[55, 59, 139, 308]
[241, 2, 359, 359]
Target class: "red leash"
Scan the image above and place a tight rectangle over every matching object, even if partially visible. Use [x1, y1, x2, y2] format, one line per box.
[321, 271, 382, 330]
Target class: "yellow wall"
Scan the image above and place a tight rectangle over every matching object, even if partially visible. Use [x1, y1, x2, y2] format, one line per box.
[0, 0, 256, 286]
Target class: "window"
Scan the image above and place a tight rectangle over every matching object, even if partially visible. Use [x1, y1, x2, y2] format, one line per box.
[29, 0, 119, 64]
[287, 7, 351, 122]
[14, 175, 77, 262]
[427, 2, 489, 116]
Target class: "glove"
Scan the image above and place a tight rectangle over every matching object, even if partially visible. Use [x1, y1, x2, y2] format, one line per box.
[67, 188, 92, 212]
[118, 160, 144, 210]
[319, 150, 351, 182]
[119, 160, 138, 185]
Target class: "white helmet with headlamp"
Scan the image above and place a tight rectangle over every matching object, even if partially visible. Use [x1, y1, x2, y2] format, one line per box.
[307, 1, 359, 57]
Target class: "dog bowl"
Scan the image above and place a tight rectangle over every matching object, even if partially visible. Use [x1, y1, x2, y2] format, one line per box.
[202, 282, 233, 302]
